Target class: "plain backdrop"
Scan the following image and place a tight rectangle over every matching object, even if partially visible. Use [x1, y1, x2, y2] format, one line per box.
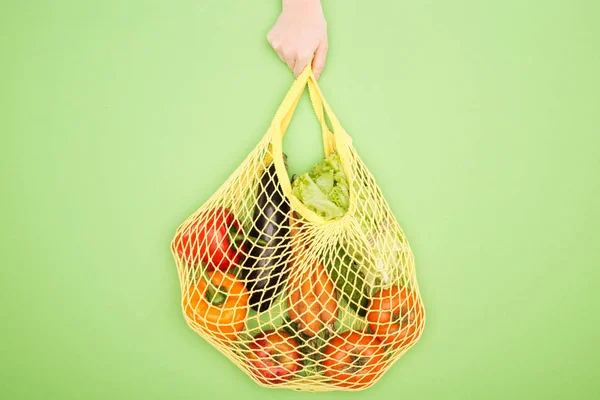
[1, 1, 599, 399]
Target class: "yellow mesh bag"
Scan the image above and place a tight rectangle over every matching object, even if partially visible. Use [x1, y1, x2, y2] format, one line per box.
[171, 65, 425, 391]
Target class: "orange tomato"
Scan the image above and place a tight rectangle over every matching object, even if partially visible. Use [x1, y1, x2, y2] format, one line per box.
[366, 286, 424, 348]
[184, 270, 249, 342]
[322, 331, 386, 388]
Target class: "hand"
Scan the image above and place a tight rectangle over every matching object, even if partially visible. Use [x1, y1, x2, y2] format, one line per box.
[267, 0, 328, 79]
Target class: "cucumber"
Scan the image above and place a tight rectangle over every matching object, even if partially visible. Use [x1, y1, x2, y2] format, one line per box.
[325, 248, 369, 317]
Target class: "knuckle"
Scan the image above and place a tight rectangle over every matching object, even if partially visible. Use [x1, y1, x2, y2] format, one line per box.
[282, 48, 295, 59]
[272, 41, 284, 52]
[299, 50, 312, 60]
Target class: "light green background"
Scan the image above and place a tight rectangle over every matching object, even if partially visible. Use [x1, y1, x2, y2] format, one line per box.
[2, 1, 599, 399]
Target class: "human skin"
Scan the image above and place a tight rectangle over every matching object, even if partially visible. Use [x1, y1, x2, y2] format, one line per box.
[267, 0, 328, 78]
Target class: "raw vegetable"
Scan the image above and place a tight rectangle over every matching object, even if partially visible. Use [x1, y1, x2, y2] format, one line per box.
[292, 153, 409, 301]
[291, 153, 349, 220]
[327, 246, 370, 316]
[173, 207, 245, 271]
[322, 331, 385, 388]
[184, 270, 249, 341]
[287, 264, 337, 336]
[247, 330, 302, 384]
[287, 263, 338, 336]
[287, 216, 338, 336]
[366, 286, 423, 348]
[241, 160, 291, 312]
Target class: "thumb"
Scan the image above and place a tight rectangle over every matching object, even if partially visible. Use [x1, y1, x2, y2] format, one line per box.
[312, 40, 328, 80]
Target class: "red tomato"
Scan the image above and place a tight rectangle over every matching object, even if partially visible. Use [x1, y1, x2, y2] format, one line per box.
[247, 330, 302, 384]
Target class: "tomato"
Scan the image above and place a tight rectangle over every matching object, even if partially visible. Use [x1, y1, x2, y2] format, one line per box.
[247, 330, 302, 384]
[366, 286, 424, 349]
[184, 270, 249, 342]
[322, 331, 386, 388]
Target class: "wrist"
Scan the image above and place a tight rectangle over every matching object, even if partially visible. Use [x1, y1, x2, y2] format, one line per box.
[283, 0, 321, 10]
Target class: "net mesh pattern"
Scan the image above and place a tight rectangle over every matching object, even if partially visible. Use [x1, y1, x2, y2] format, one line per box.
[171, 73, 425, 392]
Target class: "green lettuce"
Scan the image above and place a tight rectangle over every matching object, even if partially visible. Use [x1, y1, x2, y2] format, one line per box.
[292, 173, 345, 219]
[291, 153, 349, 219]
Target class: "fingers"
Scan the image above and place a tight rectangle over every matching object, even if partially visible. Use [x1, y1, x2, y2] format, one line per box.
[268, 34, 295, 72]
[268, 32, 285, 64]
[287, 54, 297, 76]
[267, 4, 328, 77]
[312, 39, 328, 79]
[293, 53, 312, 77]
[276, 49, 286, 64]
[267, 32, 325, 78]
[275, 48, 309, 78]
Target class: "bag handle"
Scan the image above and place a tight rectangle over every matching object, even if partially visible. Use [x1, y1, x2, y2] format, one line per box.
[269, 63, 354, 225]
[272, 63, 352, 155]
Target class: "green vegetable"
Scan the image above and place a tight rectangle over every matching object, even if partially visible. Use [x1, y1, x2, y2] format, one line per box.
[327, 246, 369, 316]
[291, 153, 349, 220]
[292, 173, 345, 220]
